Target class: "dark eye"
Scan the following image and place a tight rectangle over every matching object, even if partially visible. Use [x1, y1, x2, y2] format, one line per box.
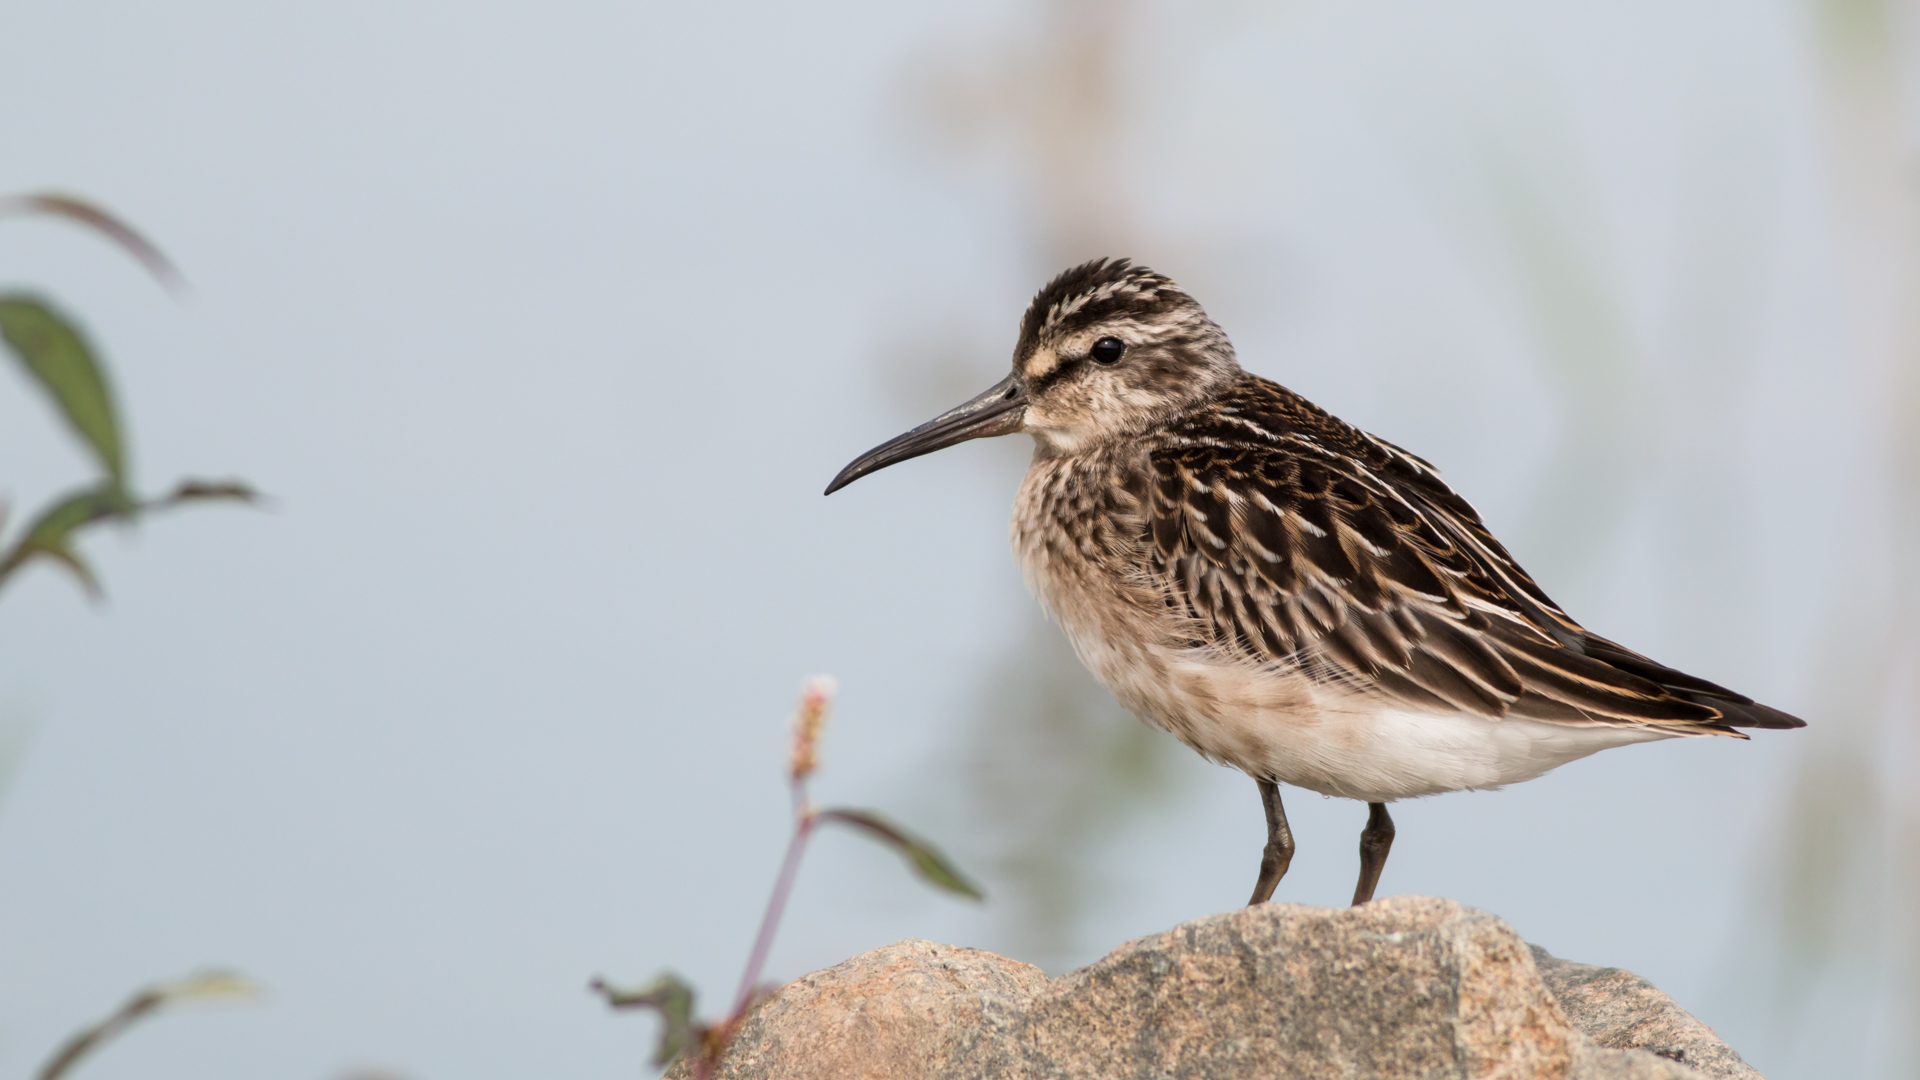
[1090, 337, 1125, 364]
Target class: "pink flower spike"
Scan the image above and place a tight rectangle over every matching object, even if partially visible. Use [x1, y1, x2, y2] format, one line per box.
[787, 676, 836, 783]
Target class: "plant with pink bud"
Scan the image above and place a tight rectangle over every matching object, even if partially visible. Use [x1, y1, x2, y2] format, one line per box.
[592, 678, 982, 1077]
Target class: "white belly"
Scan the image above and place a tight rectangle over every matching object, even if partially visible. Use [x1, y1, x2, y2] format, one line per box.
[1075, 641, 1680, 803]
[1218, 695, 1677, 802]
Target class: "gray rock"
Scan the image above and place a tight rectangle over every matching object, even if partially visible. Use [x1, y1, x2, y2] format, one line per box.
[671, 896, 1756, 1080]
[1531, 946, 1761, 1080]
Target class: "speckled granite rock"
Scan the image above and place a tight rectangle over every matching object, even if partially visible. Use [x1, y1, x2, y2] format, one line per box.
[670, 896, 1756, 1080]
[1531, 946, 1761, 1080]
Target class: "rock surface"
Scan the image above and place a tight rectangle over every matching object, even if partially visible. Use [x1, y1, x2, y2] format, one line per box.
[671, 896, 1759, 1080]
[1530, 947, 1761, 1080]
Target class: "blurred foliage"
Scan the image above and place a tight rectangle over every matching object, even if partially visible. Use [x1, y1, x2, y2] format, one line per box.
[1477, 150, 1652, 594]
[1741, 2, 1920, 1069]
[817, 807, 985, 899]
[593, 974, 698, 1067]
[2, 193, 260, 1078]
[0, 195, 256, 601]
[896, 0, 1201, 971]
[1, 297, 128, 486]
[1813, 0, 1900, 61]
[0, 193, 184, 294]
[34, 970, 261, 1080]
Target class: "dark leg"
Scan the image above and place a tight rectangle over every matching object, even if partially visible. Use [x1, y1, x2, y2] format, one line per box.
[1351, 802, 1395, 906]
[1246, 779, 1295, 906]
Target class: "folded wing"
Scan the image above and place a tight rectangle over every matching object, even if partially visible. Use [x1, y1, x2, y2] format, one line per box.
[1142, 402, 1804, 733]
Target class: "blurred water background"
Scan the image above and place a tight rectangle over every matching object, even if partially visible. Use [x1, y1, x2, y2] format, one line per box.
[0, 1, 1913, 1077]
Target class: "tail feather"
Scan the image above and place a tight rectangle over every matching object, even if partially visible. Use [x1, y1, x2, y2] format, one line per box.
[1578, 634, 1808, 730]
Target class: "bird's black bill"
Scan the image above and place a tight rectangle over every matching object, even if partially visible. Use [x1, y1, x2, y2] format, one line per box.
[824, 374, 1028, 494]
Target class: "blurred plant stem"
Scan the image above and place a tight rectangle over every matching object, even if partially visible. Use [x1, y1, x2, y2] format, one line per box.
[893, 0, 1209, 970]
[35, 971, 259, 1080]
[914, 0, 1138, 262]
[594, 679, 980, 1076]
[1730, 0, 1920, 1066]
[0, 192, 184, 294]
[1479, 148, 1653, 590]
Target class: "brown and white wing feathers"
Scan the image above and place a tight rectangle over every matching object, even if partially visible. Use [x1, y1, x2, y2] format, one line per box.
[1140, 376, 1804, 733]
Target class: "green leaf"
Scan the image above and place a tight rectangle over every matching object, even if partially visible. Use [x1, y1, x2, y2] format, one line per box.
[590, 972, 700, 1066]
[0, 192, 186, 294]
[35, 969, 260, 1080]
[817, 807, 985, 900]
[0, 295, 126, 486]
[0, 478, 259, 598]
[0, 483, 135, 596]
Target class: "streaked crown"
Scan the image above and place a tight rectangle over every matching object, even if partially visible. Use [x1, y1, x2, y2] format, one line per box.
[1012, 258, 1240, 452]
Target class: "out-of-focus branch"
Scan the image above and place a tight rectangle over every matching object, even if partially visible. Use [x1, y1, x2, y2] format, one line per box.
[35, 970, 259, 1080]
[0, 192, 186, 296]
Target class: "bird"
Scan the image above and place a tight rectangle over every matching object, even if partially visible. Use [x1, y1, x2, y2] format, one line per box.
[824, 257, 1806, 908]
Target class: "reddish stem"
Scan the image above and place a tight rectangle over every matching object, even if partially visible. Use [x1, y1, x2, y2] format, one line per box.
[727, 779, 816, 1018]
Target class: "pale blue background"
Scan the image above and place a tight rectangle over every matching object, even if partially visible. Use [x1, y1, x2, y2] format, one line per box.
[0, 2, 1909, 1077]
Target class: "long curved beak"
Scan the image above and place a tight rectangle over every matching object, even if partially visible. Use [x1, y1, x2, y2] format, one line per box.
[824, 374, 1028, 495]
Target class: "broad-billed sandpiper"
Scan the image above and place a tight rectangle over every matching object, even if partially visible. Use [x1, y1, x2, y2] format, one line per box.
[826, 258, 1805, 907]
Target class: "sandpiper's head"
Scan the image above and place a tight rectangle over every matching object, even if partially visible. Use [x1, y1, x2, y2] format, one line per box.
[825, 258, 1238, 494]
[1011, 259, 1238, 451]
